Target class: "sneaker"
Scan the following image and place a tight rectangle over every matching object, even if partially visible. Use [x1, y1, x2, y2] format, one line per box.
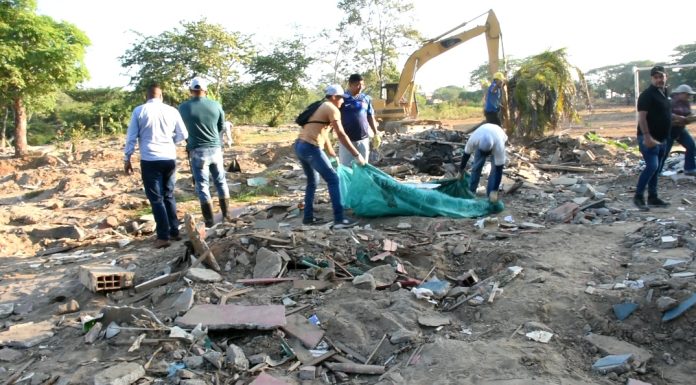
[633, 195, 649, 211]
[648, 196, 670, 207]
[332, 218, 359, 229]
[489, 191, 499, 203]
[302, 217, 325, 225]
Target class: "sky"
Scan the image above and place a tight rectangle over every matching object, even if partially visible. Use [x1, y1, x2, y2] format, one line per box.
[36, 0, 696, 93]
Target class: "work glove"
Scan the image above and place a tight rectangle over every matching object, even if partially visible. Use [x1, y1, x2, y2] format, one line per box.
[371, 133, 382, 149]
[355, 154, 367, 166]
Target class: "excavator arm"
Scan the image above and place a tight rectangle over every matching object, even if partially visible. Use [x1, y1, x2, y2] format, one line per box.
[374, 9, 501, 122]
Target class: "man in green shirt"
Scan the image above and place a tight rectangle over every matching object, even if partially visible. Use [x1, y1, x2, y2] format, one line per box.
[179, 77, 232, 227]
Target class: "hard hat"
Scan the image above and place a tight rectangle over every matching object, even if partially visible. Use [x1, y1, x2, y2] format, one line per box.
[493, 72, 505, 81]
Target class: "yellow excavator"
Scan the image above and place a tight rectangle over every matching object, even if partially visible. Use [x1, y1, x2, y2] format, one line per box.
[372, 9, 503, 129]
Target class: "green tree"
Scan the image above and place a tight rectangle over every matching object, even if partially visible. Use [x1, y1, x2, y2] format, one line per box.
[0, 0, 90, 157]
[336, 0, 421, 93]
[223, 38, 313, 126]
[509, 49, 585, 137]
[120, 19, 252, 104]
[669, 43, 696, 86]
[433, 85, 465, 102]
[586, 60, 652, 102]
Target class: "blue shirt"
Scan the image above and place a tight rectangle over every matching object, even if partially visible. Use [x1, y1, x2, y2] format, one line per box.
[124, 99, 188, 162]
[484, 83, 501, 113]
[340, 92, 374, 142]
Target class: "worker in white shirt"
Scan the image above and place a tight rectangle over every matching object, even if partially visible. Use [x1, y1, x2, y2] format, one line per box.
[459, 123, 508, 203]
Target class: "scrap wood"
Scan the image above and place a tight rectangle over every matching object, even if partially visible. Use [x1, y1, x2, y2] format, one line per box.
[3, 357, 36, 385]
[534, 163, 594, 173]
[39, 376, 60, 385]
[487, 282, 501, 303]
[144, 346, 163, 370]
[332, 340, 368, 364]
[184, 213, 221, 271]
[237, 277, 296, 285]
[285, 303, 311, 316]
[134, 271, 185, 293]
[305, 351, 337, 367]
[405, 344, 425, 367]
[287, 360, 302, 372]
[400, 137, 466, 147]
[324, 362, 385, 375]
[214, 287, 253, 306]
[324, 254, 353, 278]
[365, 334, 387, 365]
[251, 233, 291, 244]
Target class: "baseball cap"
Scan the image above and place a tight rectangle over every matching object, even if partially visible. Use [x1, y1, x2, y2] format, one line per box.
[650, 65, 666, 76]
[189, 77, 209, 91]
[325, 84, 344, 97]
[672, 84, 696, 95]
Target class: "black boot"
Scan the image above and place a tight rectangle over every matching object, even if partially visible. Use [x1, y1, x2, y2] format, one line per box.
[219, 198, 231, 222]
[200, 201, 215, 227]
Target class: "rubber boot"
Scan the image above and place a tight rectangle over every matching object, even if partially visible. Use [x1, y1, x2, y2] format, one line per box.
[219, 198, 231, 222]
[200, 201, 215, 227]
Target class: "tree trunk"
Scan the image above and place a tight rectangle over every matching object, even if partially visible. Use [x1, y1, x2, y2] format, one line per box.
[1, 107, 8, 148]
[13, 97, 28, 158]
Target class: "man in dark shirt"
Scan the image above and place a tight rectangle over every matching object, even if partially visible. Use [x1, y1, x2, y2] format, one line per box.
[634, 65, 672, 211]
[179, 77, 232, 226]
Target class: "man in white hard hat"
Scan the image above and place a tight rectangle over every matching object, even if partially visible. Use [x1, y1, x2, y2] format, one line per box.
[295, 84, 365, 229]
[665, 84, 696, 175]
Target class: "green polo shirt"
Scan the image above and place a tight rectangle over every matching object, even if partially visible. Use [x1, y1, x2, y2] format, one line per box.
[178, 96, 225, 150]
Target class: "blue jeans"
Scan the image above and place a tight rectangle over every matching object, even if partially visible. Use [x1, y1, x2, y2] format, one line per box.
[664, 128, 696, 172]
[469, 149, 504, 196]
[636, 135, 667, 196]
[190, 147, 229, 203]
[141, 160, 180, 240]
[294, 140, 344, 222]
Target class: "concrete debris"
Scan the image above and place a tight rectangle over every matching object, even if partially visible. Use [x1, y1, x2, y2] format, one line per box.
[0, 303, 14, 319]
[172, 287, 195, 313]
[592, 354, 633, 375]
[226, 343, 249, 371]
[365, 264, 397, 287]
[353, 273, 377, 290]
[93, 362, 145, 385]
[176, 304, 286, 330]
[253, 247, 283, 278]
[417, 314, 451, 327]
[185, 267, 222, 283]
[56, 299, 80, 315]
[0, 321, 54, 348]
[656, 296, 679, 312]
[281, 314, 325, 349]
[584, 333, 652, 365]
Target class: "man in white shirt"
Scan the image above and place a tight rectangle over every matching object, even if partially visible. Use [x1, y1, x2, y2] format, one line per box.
[222, 120, 234, 148]
[124, 83, 188, 248]
[459, 123, 507, 202]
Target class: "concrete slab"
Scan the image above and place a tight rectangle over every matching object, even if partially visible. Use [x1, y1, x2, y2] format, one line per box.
[94, 362, 145, 385]
[0, 321, 54, 348]
[249, 373, 289, 385]
[185, 268, 222, 283]
[0, 347, 23, 362]
[281, 314, 325, 349]
[254, 247, 283, 279]
[584, 333, 652, 365]
[176, 304, 286, 330]
[417, 314, 451, 327]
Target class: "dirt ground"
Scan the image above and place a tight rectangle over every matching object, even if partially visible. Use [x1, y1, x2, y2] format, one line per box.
[1, 105, 696, 385]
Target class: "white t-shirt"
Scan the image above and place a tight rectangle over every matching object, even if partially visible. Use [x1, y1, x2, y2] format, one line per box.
[464, 123, 507, 166]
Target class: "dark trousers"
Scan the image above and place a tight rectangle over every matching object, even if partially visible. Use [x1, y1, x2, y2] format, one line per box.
[141, 159, 180, 240]
[484, 111, 501, 125]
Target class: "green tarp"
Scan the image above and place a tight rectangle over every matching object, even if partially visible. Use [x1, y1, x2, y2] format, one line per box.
[338, 164, 503, 218]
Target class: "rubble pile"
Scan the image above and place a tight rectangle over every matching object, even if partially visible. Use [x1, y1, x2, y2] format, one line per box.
[1, 120, 696, 384]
